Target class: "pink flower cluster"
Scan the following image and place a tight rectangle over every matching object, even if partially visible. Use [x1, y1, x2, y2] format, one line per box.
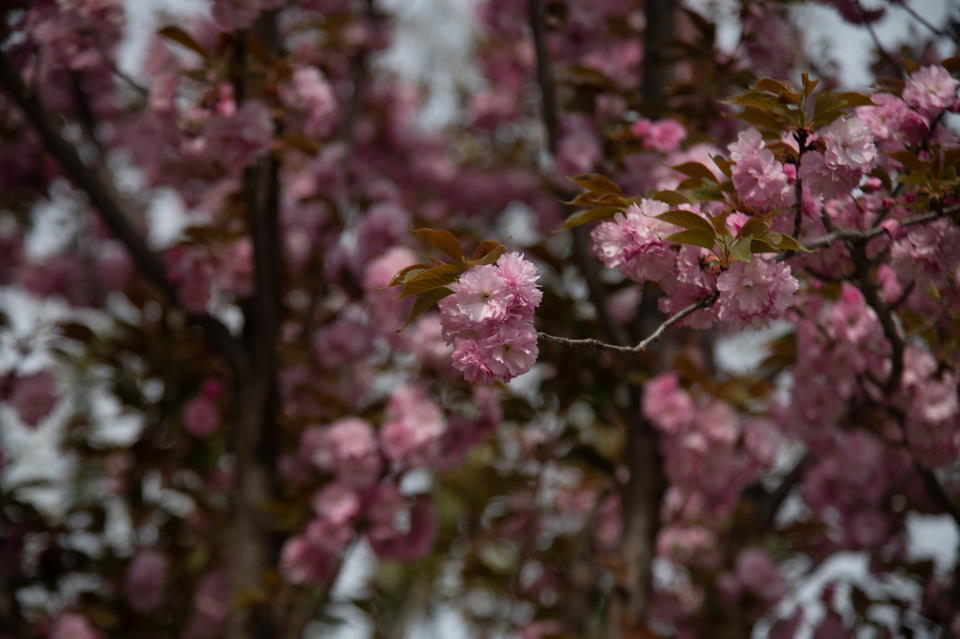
[643, 374, 777, 518]
[591, 199, 677, 284]
[799, 117, 877, 199]
[124, 550, 169, 613]
[716, 258, 799, 329]
[438, 252, 542, 384]
[727, 128, 794, 212]
[631, 118, 687, 153]
[902, 65, 959, 119]
[183, 379, 224, 438]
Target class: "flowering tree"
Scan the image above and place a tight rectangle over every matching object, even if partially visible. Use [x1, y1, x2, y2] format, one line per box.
[0, 0, 958, 638]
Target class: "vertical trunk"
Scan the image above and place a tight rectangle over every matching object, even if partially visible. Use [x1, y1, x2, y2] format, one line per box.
[227, 14, 285, 637]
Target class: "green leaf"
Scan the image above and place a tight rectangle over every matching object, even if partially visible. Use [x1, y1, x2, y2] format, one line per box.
[655, 209, 715, 234]
[158, 26, 208, 58]
[651, 190, 694, 206]
[398, 287, 453, 331]
[738, 217, 769, 240]
[670, 161, 718, 182]
[559, 207, 621, 231]
[750, 239, 780, 254]
[886, 150, 923, 171]
[801, 72, 820, 96]
[568, 173, 624, 195]
[398, 264, 463, 298]
[766, 231, 810, 252]
[730, 236, 754, 262]
[389, 264, 431, 287]
[664, 229, 717, 250]
[410, 227, 463, 261]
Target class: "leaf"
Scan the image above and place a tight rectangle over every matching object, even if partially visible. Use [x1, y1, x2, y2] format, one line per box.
[886, 150, 923, 171]
[664, 229, 717, 250]
[766, 231, 810, 252]
[755, 78, 801, 103]
[801, 72, 820, 96]
[734, 106, 791, 133]
[655, 209, 715, 234]
[410, 227, 463, 261]
[650, 190, 694, 206]
[389, 263, 431, 287]
[750, 238, 780, 254]
[468, 244, 507, 266]
[470, 240, 504, 261]
[670, 161, 718, 182]
[738, 217, 769, 240]
[398, 287, 454, 331]
[559, 207, 621, 231]
[730, 236, 754, 262]
[873, 77, 905, 96]
[835, 91, 877, 108]
[158, 26, 208, 58]
[398, 264, 463, 298]
[568, 173, 624, 195]
[712, 156, 734, 179]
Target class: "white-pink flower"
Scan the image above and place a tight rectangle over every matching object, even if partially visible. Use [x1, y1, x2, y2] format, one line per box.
[903, 65, 959, 118]
[727, 128, 794, 212]
[313, 417, 381, 486]
[439, 252, 542, 383]
[716, 258, 798, 328]
[591, 200, 679, 283]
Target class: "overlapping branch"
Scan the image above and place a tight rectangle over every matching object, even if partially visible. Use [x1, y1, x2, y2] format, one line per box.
[0, 48, 244, 373]
[538, 293, 718, 353]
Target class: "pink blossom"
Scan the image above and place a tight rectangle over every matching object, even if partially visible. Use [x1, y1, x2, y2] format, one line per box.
[438, 252, 542, 383]
[481, 321, 539, 381]
[799, 150, 863, 200]
[313, 417, 381, 486]
[716, 258, 798, 328]
[125, 550, 169, 612]
[590, 199, 679, 283]
[903, 65, 959, 118]
[495, 251, 543, 311]
[203, 100, 273, 171]
[727, 128, 794, 212]
[633, 118, 687, 152]
[450, 338, 495, 384]
[366, 487, 436, 561]
[820, 117, 877, 172]
[735, 548, 786, 601]
[379, 385, 446, 468]
[11, 370, 58, 427]
[643, 373, 695, 433]
[438, 264, 512, 335]
[49, 613, 101, 639]
[283, 67, 337, 137]
[856, 93, 927, 146]
[312, 483, 361, 525]
[280, 535, 336, 585]
[183, 394, 219, 438]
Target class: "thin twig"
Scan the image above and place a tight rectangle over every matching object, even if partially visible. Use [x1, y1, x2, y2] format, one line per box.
[893, 0, 945, 38]
[855, 0, 904, 77]
[539, 293, 718, 353]
[797, 208, 957, 253]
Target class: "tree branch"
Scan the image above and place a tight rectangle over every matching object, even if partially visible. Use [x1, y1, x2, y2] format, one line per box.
[0, 47, 243, 373]
[797, 208, 957, 253]
[539, 293, 718, 354]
